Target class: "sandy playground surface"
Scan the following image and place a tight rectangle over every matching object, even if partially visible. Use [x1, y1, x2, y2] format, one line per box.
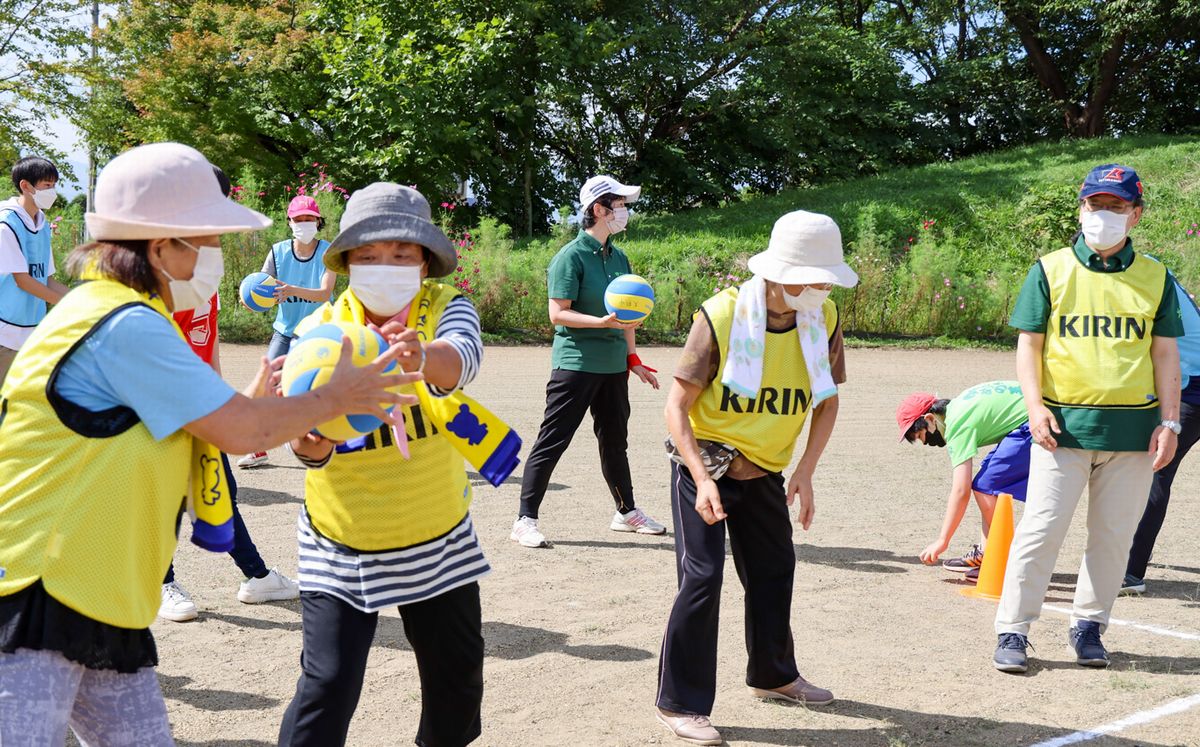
[147, 344, 1200, 747]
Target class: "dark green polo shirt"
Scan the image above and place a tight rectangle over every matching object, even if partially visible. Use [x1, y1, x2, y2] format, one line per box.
[547, 230, 632, 374]
[1009, 235, 1182, 451]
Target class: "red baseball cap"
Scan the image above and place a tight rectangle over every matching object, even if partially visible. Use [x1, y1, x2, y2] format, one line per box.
[896, 392, 936, 442]
[287, 195, 321, 219]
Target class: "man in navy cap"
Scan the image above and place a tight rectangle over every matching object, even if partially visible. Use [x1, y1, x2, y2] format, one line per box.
[993, 164, 1183, 673]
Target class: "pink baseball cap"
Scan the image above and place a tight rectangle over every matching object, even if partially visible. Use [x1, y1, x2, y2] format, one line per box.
[287, 195, 321, 219]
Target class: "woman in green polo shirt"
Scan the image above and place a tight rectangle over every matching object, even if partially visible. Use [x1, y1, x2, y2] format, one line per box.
[510, 175, 665, 548]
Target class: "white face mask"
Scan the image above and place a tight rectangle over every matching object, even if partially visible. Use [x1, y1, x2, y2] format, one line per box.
[31, 187, 57, 211]
[162, 239, 224, 311]
[290, 221, 319, 244]
[349, 264, 422, 317]
[782, 286, 831, 311]
[1080, 209, 1130, 251]
[606, 206, 629, 233]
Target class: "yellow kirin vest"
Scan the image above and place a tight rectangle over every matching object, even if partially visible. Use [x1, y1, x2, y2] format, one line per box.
[690, 288, 839, 473]
[0, 280, 192, 629]
[1040, 247, 1164, 410]
[299, 281, 472, 551]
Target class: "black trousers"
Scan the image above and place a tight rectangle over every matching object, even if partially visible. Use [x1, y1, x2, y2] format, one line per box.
[278, 583, 484, 747]
[656, 463, 799, 716]
[518, 368, 635, 518]
[1126, 400, 1200, 579]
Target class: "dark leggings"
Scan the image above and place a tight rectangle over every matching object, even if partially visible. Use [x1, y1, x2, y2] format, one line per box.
[278, 583, 484, 747]
[518, 368, 635, 518]
[1125, 400, 1200, 579]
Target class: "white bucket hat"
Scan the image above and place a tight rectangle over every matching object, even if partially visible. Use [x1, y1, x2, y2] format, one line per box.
[85, 142, 271, 240]
[579, 175, 641, 211]
[746, 210, 858, 287]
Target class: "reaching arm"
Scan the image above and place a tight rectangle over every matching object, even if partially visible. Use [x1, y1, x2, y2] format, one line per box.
[184, 338, 419, 454]
[920, 460, 974, 564]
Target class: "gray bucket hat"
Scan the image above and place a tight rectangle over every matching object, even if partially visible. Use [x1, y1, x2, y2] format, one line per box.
[326, 183, 456, 277]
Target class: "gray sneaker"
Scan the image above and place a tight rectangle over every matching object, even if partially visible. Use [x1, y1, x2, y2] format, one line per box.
[993, 633, 1029, 673]
[1069, 621, 1110, 668]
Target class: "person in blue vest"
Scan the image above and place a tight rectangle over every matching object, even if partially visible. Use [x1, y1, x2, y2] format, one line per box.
[237, 194, 335, 468]
[0, 156, 70, 386]
[1121, 272, 1200, 595]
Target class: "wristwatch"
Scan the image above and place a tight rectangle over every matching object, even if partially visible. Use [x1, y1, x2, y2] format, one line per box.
[1160, 419, 1183, 435]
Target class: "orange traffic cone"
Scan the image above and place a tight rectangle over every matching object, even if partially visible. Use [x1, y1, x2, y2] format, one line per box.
[962, 492, 1015, 600]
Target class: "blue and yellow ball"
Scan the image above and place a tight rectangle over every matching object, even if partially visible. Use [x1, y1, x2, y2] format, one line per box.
[604, 274, 655, 323]
[240, 272, 282, 312]
[281, 321, 399, 441]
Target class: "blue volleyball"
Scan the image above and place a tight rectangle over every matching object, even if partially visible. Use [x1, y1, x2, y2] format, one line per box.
[240, 272, 281, 312]
[280, 321, 399, 441]
[604, 274, 655, 323]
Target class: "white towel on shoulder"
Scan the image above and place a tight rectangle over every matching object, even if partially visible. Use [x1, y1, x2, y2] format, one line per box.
[720, 275, 838, 406]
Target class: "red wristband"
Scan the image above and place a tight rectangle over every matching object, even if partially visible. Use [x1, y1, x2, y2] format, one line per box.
[627, 354, 657, 373]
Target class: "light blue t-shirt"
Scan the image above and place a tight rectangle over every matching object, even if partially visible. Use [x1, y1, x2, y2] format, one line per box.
[53, 306, 236, 440]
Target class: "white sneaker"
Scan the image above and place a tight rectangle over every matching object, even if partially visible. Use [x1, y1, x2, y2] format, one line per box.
[238, 568, 300, 604]
[510, 516, 548, 548]
[237, 451, 268, 468]
[611, 508, 666, 535]
[160, 581, 198, 622]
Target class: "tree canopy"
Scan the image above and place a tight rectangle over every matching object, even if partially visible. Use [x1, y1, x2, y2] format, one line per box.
[62, 0, 1200, 233]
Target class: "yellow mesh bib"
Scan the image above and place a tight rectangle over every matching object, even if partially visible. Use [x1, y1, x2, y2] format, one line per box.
[690, 289, 838, 473]
[0, 279, 191, 629]
[300, 282, 472, 550]
[1040, 247, 1164, 410]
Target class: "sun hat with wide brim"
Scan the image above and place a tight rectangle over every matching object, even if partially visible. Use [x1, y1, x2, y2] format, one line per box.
[746, 210, 858, 288]
[85, 142, 271, 240]
[325, 183, 456, 277]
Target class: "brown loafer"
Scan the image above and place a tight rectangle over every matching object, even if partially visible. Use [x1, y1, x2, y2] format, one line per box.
[656, 708, 722, 745]
[749, 674, 834, 705]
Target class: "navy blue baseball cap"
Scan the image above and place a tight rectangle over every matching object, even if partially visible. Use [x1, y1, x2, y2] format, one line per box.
[1079, 163, 1143, 203]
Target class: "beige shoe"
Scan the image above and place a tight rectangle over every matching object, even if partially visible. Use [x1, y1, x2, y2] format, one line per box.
[749, 674, 834, 705]
[656, 709, 722, 745]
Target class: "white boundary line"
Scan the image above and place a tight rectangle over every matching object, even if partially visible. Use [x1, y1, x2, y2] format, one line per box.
[1042, 604, 1200, 641]
[1027, 692, 1200, 747]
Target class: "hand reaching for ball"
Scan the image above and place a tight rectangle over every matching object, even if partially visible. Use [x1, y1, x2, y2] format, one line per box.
[326, 336, 421, 422]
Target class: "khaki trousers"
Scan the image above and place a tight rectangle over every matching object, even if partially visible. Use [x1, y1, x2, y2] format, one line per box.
[0, 344, 16, 389]
[995, 445, 1153, 636]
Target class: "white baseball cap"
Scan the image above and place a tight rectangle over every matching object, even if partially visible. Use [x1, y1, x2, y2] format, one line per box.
[86, 142, 272, 240]
[746, 210, 859, 287]
[579, 175, 641, 211]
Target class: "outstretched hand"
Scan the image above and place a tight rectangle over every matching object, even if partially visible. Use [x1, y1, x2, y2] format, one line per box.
[326, 336, 421, 423]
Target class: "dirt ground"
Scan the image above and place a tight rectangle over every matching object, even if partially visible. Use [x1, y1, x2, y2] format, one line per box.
[154, 344, 1200, 747]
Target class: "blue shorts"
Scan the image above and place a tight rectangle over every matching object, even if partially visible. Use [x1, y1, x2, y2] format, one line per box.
[971, 423, 1030, 503]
